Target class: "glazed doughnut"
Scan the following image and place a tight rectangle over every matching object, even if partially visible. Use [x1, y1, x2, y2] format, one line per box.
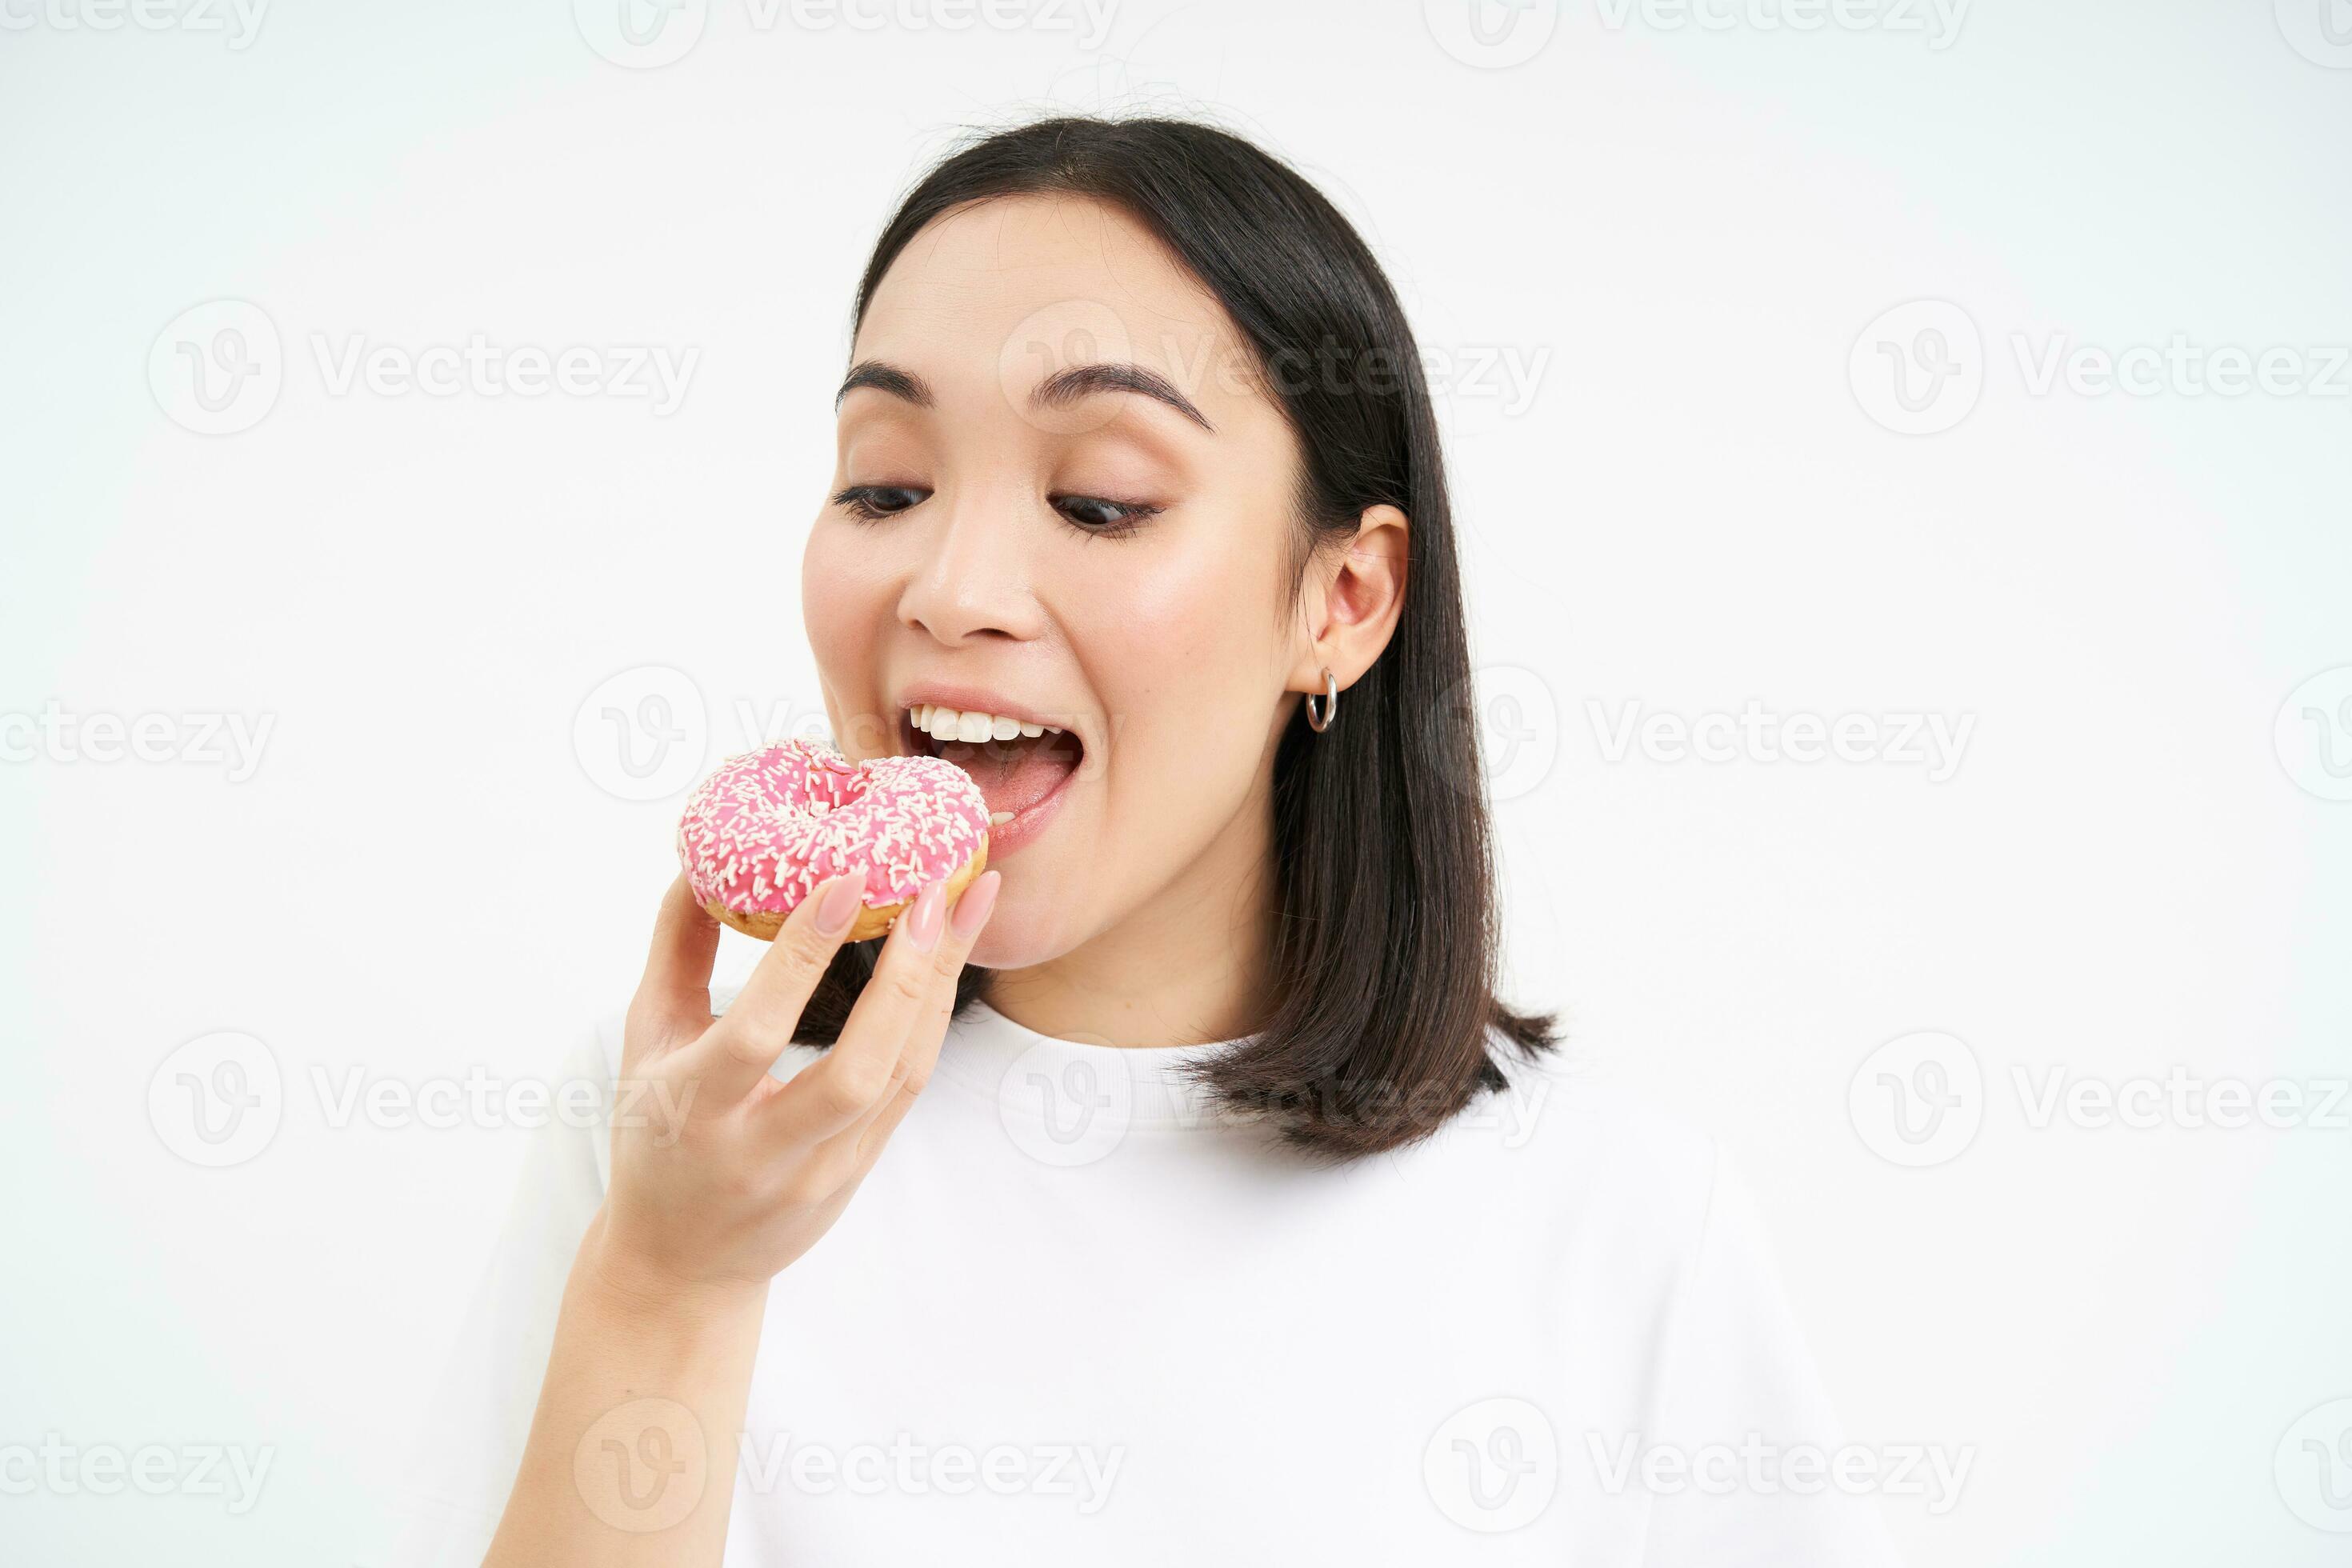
[676, 737, 990, 942]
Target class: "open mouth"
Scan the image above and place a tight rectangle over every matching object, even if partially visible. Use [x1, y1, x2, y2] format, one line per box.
[898, 703, 1086, 832]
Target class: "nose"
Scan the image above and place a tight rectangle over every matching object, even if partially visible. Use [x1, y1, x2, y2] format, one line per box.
[895, 484, 1043, 646]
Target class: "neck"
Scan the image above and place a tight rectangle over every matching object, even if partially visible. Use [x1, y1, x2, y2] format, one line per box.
[984, 774, 1277, 1049]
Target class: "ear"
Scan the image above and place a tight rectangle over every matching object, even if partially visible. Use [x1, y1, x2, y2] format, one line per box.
[1291, 504, 1409, 700]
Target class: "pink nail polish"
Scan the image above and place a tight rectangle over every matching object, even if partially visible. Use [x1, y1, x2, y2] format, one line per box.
[906, 879, 946, 952]
[950, 870, 1001, 941]
[815, 868, 868, 936]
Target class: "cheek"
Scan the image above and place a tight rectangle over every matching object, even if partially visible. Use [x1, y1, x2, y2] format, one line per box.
[1066, 525, 1286, 793]
[801, 524, 888, 679]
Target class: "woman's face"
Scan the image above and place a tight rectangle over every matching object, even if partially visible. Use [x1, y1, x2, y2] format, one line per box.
[802, 194, 1314, 970]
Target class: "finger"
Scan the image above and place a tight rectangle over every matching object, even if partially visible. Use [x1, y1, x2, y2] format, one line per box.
[815, 873, 995, 1164]
[671, 867, 866, 1107]
[769, 867, 1000, 1146]
[625, 877, 721, 1066]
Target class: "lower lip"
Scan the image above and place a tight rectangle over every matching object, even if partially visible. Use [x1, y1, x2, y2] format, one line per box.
[982, 765, 1074, 858]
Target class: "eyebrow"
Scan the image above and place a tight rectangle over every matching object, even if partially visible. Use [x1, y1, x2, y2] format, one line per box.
[1034, 361, 1214, 432]
[835, 358, 1214, 432]
[835, 361, 934, 409]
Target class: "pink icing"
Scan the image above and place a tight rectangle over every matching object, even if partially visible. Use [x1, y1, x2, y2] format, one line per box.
[675, 738, 990, 917]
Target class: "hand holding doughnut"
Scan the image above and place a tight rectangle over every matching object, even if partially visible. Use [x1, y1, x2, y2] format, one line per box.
[594, 854, 1002, 1298]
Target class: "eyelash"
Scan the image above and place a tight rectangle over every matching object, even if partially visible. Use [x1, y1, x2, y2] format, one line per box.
[830, 485, 1162, 541]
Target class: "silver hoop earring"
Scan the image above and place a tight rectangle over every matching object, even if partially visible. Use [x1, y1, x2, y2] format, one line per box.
[1305, 666, 1338, 733]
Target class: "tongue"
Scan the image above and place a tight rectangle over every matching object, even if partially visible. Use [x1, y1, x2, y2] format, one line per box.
[938, 733, 1078, 820]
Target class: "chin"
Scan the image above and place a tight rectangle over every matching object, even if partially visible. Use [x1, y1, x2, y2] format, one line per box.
[963, 889, 1074, 972]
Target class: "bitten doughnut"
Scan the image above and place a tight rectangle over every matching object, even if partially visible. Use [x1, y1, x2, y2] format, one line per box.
[676, 738, 990, 942]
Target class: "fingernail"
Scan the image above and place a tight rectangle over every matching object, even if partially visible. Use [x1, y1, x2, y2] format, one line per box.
[906, 878, 946, 953]
[815, 868, 868, 937]
[949, 870, 1001, 941]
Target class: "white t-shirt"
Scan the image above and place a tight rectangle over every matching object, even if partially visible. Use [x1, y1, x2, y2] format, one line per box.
[386, 985, 1901, 1566]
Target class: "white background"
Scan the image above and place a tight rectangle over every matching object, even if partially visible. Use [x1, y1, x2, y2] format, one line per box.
[3, 1, 2349, 1563]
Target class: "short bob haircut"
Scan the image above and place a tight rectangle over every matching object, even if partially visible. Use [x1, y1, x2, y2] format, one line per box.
[793, 114, 1558, 1159]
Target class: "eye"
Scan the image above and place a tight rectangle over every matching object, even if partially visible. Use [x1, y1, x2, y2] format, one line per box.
[1051, 494, 1163, 539]
[832, 484, 928, 522]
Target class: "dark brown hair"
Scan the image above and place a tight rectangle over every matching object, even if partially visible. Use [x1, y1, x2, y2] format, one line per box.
[794, 114, 1558, 1158]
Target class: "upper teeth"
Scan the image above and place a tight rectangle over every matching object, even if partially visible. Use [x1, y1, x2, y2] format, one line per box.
[910, 703, 1061, 744]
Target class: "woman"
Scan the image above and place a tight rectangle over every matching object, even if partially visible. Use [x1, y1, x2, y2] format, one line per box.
[408, 116, 1898, 1565]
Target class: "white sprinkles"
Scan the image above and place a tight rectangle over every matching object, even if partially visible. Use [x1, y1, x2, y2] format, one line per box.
[675, 738, 990, 916]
